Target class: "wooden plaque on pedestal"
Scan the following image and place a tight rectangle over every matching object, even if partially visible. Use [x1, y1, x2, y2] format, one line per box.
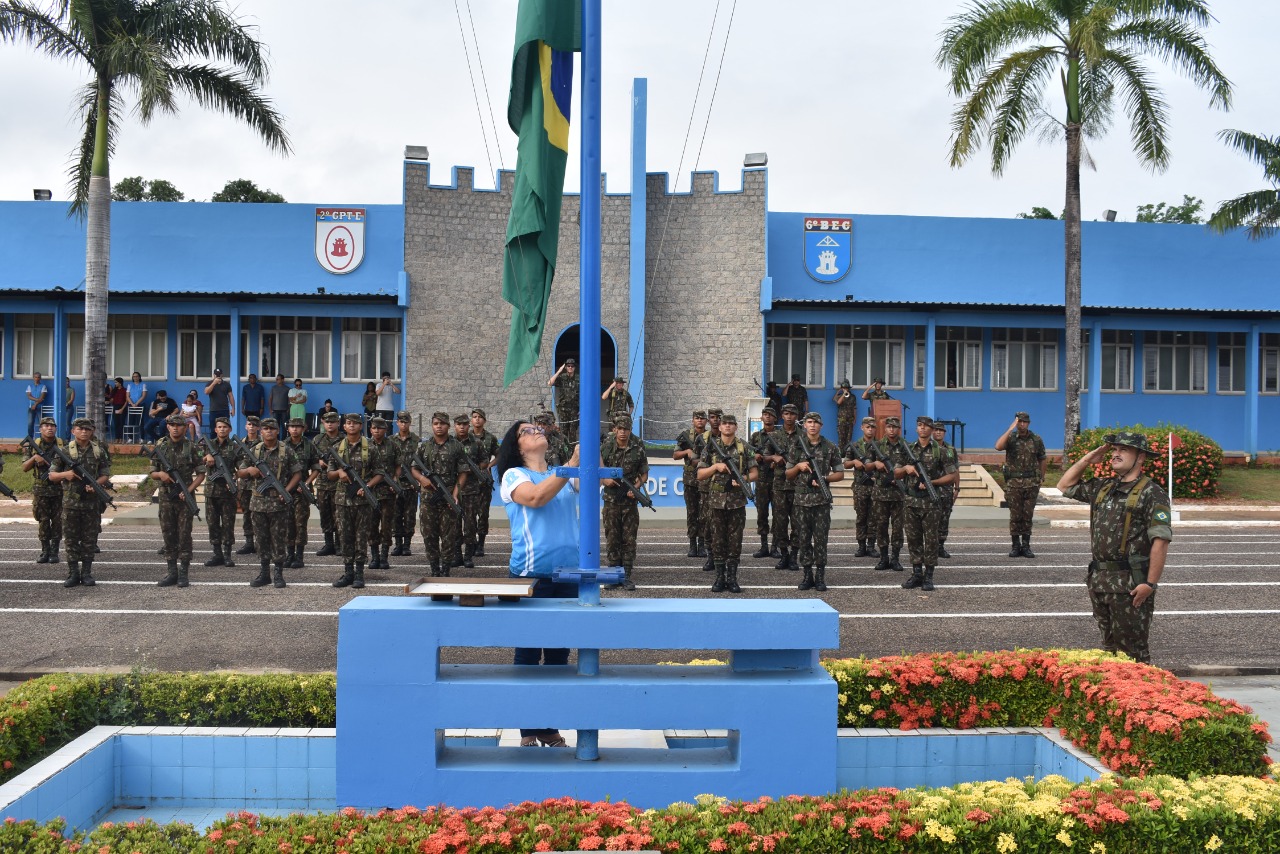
[872, 399, 902, 440]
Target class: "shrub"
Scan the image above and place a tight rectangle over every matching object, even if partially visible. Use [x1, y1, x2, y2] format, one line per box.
[1064, 423, 1223, 499]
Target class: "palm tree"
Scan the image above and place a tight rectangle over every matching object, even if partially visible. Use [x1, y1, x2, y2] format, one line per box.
[936, 0, 1230, 445]
[0, 0, 290, 433]
[1208, 130, 1280, 241]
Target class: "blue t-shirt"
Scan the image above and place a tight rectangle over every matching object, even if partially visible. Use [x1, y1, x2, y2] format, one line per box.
[126, 381, 147, 405]
[500, 467, 578, 578]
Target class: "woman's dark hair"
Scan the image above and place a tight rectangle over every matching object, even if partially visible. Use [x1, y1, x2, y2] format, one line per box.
[114, 377, 124, 385]
[294, 378, 302, 386]
[365, 381, 376, 391]
[495, 420, 530, 480]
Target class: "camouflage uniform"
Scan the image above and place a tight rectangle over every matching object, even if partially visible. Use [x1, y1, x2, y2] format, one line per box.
[151, 435, 206, 564]
[332, 435, 384, 572]
[543, 426, 572, 467]
[312, 427, 343, 555]
[1062, 471, 1172, 665]
[414, 435, 467, 573]
[235, 425, 262, 554]
[934, 437, 959, 553]
[864, 389, 891, 402]
[1003, 427, 1046, 552]
[699, 433, 756, 592]
[601, 430, 648, 588]
[552, 370, 580, 444]
[367, 433, 399, 565]
[771, 424, 802, 567]
[24, 434, 64, 561]
[285, 434, 320, 562]
[897, 435, 959, 590]
[871, 433, 906, 569]
[747, 424, 782, 555]
[674, 423, 706, 554]
[460, 428, 499, 559]
[788, 432, 843, 588]
[603, 385, 633, 425]
[390, 429, 420, 554]
[783, 381, 808, 414]
[843, 428, 879, 555]
[834, 387, 857, 450]
[51, 437, 111, 567]
[244, 441, 302, 567]
[202, 436, 242, 563]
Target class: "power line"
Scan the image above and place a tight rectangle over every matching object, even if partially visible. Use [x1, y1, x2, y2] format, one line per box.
[453, 0, 496, 180]
[465, 0, 507, 171]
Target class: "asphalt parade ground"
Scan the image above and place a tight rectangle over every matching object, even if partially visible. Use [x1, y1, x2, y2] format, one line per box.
[2, 516, 1279, 679]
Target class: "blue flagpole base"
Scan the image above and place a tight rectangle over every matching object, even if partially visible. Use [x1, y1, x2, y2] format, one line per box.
[552, 567, 625, 606]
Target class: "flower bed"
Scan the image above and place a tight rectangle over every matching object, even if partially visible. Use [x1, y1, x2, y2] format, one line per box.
[1064, 423, 1223, 499]
[7, 775, 1280, 852]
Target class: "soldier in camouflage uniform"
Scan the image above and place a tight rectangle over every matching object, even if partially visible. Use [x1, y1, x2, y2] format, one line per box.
[786, 412, 844, 592]
[152, 413, 207, 588]
[995, 412, 1047, 558]
[842, 416, 881, 558]
[601, 414, 648, 590]
[284, 417, 320, 569]
[832, 380, 857, 450]
[366, 416, 400, 570]
[234, 416, 261, 555]
[48, 418, 111, 587]
[390, 411, 420, 556]
[770, 404, 802, 570]
[22, 417, 63, 564]
[235, 418, 302, 589]
[674, 410, 708, 558]
[537, 411, 572, 466]
[201, 417, 242, 568]
[862, 377, 892, 403]
[932, 422, 959, 558]
[697, 408, 724, 570]
[870, 416, 906, 571]
[782, 374, 808, 414]
[547, 358, 580, 444]
[748, 407, 781, 559]
[462, 408, 499, 563]
[1058, 432, 1172, 664]
[312, 412, 343, 556]
[601, 376, 634, 438]
[412, 411, 468, 577]
[449, 416, 474, 567]
[895, 416, 959, 591]
[698, 413, 757, 593]
[329, 413, 386, 588]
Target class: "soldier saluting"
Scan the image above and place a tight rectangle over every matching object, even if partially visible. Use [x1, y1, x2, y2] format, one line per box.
[547, 358, 580, 444]
[995, 411, 1047, 558]
[152, 413, 207, 588]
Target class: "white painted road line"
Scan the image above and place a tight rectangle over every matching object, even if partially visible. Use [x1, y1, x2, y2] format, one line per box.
[0, 607, 337, 617]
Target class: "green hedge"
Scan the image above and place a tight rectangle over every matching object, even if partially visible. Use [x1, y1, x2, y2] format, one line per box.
[1065, 423, 1223, 499]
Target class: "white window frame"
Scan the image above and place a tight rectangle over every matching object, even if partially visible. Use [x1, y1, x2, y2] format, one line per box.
[1215, 332, 1246, 395]
[1262, 334, 1279, 395]
[991, 328, 1058, 391]
[834, 324, 905, 389]
[66, 315, 166, 380]
[177, 316, 251, 381]
[261, 317, 332, 382]
[341, 318, 400, 383]
[765, 323, 825, 388]
[1080, 329, 1135, 393]
[15, 314, 55, 378]
[1143, 331, 1207, 394]
[913, 327, 982, 390]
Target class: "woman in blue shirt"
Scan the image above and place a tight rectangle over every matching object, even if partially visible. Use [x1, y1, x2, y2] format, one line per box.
[496, 419, 580, 747]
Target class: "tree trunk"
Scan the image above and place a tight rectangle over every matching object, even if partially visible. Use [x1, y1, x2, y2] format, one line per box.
[1063, 121, 1083, 450]
[84, 83, 111, 437]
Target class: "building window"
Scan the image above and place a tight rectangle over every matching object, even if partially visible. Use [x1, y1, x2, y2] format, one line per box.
[1217, 332, 1246, 394]
[1263, 333, 1279, 395]
[834, 324, 904, 388]
[178, 316, 250, 381]
[67, 315, 166, 380]
[341, 318, 400, 382]
[14, 314, 53, 377]
[1143, 331, 1207, 393]
[914, 326, 982, 390]
[765, 323, 825, 387]
[1080, 329, 1134, 392]
[992, 328, 1058, 391]
[262, 317, 332, 381]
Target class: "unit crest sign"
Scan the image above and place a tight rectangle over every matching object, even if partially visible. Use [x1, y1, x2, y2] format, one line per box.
[316, 208, 366, 274]
[803, 216, 852, 283]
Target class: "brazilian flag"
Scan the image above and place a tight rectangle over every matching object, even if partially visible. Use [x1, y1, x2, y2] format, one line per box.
[502, 0, 581, 386]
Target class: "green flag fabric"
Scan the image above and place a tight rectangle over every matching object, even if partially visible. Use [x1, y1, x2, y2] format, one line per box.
[502, 0, 581, 387]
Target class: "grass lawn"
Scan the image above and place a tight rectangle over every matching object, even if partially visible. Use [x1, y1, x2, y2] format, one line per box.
[0, 453, 154, 496]
[1215, 466, 1280, 503]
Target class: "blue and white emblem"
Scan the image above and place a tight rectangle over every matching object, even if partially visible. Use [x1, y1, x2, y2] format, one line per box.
[803, 216, 852, 283]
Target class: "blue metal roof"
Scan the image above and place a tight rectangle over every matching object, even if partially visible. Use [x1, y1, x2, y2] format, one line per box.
[0, 200, 404, 298]
[767, 211, 1280, 312]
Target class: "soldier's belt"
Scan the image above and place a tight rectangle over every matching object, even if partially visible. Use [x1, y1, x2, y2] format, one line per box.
[1005, 470, 1038, 479]
[1090, 558, 1148, 572]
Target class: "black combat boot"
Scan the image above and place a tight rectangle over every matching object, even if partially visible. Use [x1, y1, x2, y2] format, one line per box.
[333, 562, 355, 588]
[79, 561, 95, 586]
[368, 548, 382, 570]
[798, 565, 815, 591]
[204, 546, 226, 567]
[94, 544, 100, 553]
[902, 565, 925, 590]
[401, 535, 413, 556]
[177, 560, 190, 589]
[1008, 536, 1022, 558]
[814, 565, 828, 593]
[687, 539, 698, 558]
[751, 536, 770, 559]
[37, 542, 50, 564]
[236, 538, 256, 555]
[774, 548, 792, 571]
[291, 547, 305, 569]
[316, 532, 337, 556]
[450, 548, 464, 568]
[874, 547, 892, 571]
[854, 539, 871, 558]
[390, 536, 405, 557]
[890, 548, 904, 571]
[64, 561, 81, 588]
[462, 544, 474, 569]
[250, 560, 271, 588]
[938, 543, 951, 559]
[272, 563, 286, 588]
[430, 560, 442, 578]
[439, 559, 451, 578]
[223, 545, 236, 568]
[726, 561, 742, 594]
[352, 563, 365, 589]
[770, 542, 782, 558]
[49, 540, 61, 563]
[622, 564, 636, 591]
[474, 535, 485, 557]
[710, 561, 727, 593]
[158, 560, 179, 588]
[702, 553, 714, 572]
[695, 537, 708, 558]
[1021, 536, 1036, 559]
[922, 566, 936, 592]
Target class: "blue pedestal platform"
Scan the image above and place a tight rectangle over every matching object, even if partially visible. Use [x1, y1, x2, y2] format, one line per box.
[336, 597, 839, 810]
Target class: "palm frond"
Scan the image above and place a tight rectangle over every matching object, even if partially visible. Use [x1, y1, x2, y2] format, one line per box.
[1216, 130, 1280, 182]
[169, 63, 291, 154]
[1112, 0, 1215, 30]
[936, 0, 1064, 95]
[137, 0, 270, 82]
[65, 82, 123, 217]
[986, 45, 1060, 174]
[1207, 189, 1280, 240]
[1109, 17, 1231, 108]
[1098, 48, 1170, 171]
[100, 32, 179, 121]
[0, 0, 89, 63]
[1076, 59, 1115, 139]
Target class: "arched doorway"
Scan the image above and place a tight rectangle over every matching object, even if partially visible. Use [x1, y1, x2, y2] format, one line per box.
[553, 324, 617, 397]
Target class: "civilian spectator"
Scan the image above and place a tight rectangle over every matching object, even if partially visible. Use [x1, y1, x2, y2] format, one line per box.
[109, 377, 128, 441]
[127, 371, 148, 410]
[25, 372, 47, 440]
[317, 399, 338, 420]
[288, 378, 308, 423]
[146, 390, 178, 440]
[181, 390, 203, 441]
[361, 381, 378, 434]
[241, 373, 265, 420]
[204, 368, 235, 424]
[375, 371, 398, 422]
[63, 378, 76, 439]
[269, 373, 290, 425]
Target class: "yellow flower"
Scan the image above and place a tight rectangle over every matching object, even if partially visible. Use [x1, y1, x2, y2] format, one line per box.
[1237, 805, 1257, 821]
[879, 682, 896, 696]
[859, 704, 873, 715]
[997, 832, 1018, 853]
[838, 693, 848, 705]
[1171, 805, 1189, 820]
[1206, 835, 1223, 851]
[1061, 817, 1075, 829]
[1089, 844, 1106, 854]
[1056, 829, 1073, 847]
[923, 820, 957, 844]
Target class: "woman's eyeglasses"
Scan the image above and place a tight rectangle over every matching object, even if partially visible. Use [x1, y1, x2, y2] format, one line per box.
[519, 425, 546, 437]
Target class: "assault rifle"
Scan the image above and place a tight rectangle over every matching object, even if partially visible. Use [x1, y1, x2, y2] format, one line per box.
[0, 478, 16, 501]
[198, 437, 238, 497]
[847, 437, 889, 486]
[709, 438, 755, 504]
[321, 446, 380, 511]
[897, 439, 941, 503]
[230, 436, 295, 506]
[146, 442, 202, 519]
[47, 442, 117, 511]
[616, 475, 657, 512]
[410, 449, 463, 516]
[461, 447, 494, 490]
[796, 436, 834, 505]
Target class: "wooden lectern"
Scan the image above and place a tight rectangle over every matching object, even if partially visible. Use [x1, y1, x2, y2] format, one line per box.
[872, 399, 903, 440]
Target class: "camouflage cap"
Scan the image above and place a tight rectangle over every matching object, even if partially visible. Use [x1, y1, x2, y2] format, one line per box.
[369, 416, 388, 428]
[872, 377, 885, 384]
[165, 413, 187, 426]
[720, 413, 737, 425]
[884, 416, 901, 428]
[38, 416, 57, 427]
[470, 407, 486, 419]
[780, 403, 800, 415]
[791, 373, 801, 381]
[72, 417, 95, 429]
[1015, 411, 1031, 421]
[322, 412, 341, 423]
[708, 407, 723, 417]
[762, 406, 777, 418]
[213, 416, 232, 427]
[932, 421, 948, 431]
[692, 409, 707, 419]
[840, 379, 851, 389]
[803, 411, 823, 424]
[245, 415, 261, 426]
[431, 411, 450, 424]
[917, 416, 935, 428]
[1106, 431, 1152, 454]
[613, 376, 626, 383]
[288, 417, 306, 428]
[259, 418, 280, 430]
[453, 414, 469, 425]
[532, 411, 556, 426]
[396, 410, 412, 422]
[342, 413, 363, 424]
[612, 414, 632, 429]
[861, 416, 877, 426]
[565, 358, 576, 366]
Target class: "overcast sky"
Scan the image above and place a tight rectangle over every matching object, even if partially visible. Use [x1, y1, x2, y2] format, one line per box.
[0, 0, 1273, 221]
